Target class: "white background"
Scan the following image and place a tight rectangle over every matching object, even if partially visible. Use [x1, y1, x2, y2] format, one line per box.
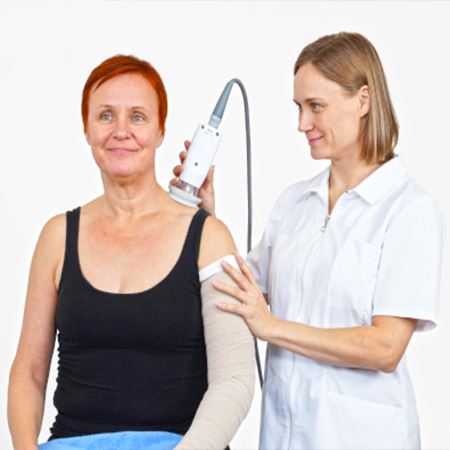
[1, 1, 449, 448]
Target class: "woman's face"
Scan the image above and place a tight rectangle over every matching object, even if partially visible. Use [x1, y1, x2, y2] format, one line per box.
[293, 62, 369, 162]
[85, 72, 163, 179]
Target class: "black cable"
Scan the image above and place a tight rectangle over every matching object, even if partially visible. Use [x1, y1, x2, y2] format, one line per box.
[230, 78, 264, 388]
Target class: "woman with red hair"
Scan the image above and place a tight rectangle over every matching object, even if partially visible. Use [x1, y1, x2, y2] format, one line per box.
[8, 55, 255, 450]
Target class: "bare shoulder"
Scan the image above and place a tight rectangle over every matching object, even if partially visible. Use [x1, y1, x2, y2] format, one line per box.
[33, 213, 66, 286]
[198, 215, 237, 269]
[37, 213, 66, 253]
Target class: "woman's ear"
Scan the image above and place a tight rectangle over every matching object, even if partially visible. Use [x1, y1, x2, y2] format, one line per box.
[85, 129, 91, 146]
[155, 129, 164, 149]
[359, 85, 370, 117]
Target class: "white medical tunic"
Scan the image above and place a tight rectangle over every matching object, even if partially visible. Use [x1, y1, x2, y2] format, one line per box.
[247, 156, 443, 450]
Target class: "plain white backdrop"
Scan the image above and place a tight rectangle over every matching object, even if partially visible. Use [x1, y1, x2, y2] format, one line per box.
[1, 1, 449, 448]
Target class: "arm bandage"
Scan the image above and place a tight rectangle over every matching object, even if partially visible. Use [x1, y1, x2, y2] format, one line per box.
[176, 259, 256, 449]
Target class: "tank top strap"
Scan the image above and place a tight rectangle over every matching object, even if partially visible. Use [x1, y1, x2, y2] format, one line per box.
[182, 208, 210, 264]
[63, 207, 81, 271]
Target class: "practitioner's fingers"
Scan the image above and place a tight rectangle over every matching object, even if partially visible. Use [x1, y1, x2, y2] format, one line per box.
[221, 261, 252, 292]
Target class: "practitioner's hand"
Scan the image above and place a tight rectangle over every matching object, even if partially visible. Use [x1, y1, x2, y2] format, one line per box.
[170, 140, 216, 216]
[214, 254, 278, 341]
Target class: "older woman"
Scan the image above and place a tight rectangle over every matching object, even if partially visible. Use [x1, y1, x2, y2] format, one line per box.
[175, 32, 444, 449]
[8, 55, 255, 450]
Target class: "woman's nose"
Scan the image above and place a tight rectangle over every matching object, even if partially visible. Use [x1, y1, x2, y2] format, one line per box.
[113, 116, 131, 139]
[298, 111, 314, 133]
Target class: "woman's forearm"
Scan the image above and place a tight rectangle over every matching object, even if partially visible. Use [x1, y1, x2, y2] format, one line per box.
[8, 367, 46, 450]
[213, 258, 417, 373]
[269, 319, 388, 370]
[267, 315, 416, 372]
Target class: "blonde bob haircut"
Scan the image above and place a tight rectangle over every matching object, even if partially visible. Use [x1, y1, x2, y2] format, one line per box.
[294, 32, 399, 164]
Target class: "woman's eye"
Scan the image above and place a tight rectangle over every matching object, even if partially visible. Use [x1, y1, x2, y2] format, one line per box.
[100, 112, 113, 121]
[131, 113, 145, 122]
[311, 103, 322, 111]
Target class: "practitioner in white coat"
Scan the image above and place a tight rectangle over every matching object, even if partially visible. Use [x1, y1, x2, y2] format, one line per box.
[173, 32, 444, 449]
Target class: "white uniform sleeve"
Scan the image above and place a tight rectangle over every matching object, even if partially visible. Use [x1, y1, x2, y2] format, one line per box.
[372, 195, 444, 331]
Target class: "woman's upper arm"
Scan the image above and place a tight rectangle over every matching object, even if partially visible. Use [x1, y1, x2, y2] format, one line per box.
[198, 216, 237, 270]
[12, 214, 66, 385]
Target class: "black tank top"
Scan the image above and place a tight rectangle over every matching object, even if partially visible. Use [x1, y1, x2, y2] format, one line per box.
[50, 207, 209, 439]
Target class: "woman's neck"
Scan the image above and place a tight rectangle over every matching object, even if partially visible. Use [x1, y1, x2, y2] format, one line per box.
[328, 156, 380, 214]
[100, 171, 170, 219]
[330, 158, 379, 190]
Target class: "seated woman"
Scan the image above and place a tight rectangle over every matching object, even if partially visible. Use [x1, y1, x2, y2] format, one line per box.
[7, 55, 255, 450]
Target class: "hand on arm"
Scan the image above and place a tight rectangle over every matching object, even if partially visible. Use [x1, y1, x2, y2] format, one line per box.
[215, 256, 417, 373]
[214, 254, 277, 342]
[8, 215, 65, 450]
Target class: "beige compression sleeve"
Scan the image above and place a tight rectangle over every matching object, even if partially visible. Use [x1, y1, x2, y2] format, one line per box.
[175, 268, 256, 450]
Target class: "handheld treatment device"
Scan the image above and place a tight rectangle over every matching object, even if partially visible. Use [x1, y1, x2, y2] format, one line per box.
[168, 79, 263, 387]
[168, 122, 222, 207]
[169, 80, 232, 207]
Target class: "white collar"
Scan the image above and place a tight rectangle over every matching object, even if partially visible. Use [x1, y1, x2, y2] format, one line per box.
[302, 155, 408, 205]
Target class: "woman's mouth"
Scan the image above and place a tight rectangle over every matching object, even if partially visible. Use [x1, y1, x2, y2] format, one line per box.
[307, 136, 323, 146]
[107, 147, 138, 155]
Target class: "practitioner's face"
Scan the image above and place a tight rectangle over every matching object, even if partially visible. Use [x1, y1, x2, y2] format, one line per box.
[85, 72, 163, 179]
[293, 62, 370, 162]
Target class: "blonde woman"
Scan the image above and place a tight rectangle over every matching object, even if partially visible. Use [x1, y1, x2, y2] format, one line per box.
[174, 32, 443, 449]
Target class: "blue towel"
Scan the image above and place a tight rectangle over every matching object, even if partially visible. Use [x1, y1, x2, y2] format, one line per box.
[38, 431, 183, 450]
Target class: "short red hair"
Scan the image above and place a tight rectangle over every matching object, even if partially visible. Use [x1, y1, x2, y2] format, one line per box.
[81, 54, 168, 134]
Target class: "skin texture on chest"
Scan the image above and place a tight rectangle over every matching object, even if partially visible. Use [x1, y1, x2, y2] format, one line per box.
[77, 211, 195, 294]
